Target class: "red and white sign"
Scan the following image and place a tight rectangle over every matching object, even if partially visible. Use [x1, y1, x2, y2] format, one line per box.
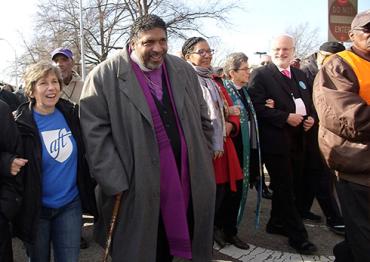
[328, 0, 358, 42]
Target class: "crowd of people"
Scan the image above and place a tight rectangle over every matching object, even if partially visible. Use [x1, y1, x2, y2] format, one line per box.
[0, 10, 369, 262]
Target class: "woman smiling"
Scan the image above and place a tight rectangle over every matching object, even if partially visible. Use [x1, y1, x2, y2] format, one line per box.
[13, 62, 96, 262]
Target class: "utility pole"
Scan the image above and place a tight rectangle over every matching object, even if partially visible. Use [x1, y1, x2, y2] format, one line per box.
[255, 51, 267, 59]
[79, 0, 86, 80]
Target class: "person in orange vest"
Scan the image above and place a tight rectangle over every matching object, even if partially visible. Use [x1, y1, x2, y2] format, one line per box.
[313, 9, 370, 262]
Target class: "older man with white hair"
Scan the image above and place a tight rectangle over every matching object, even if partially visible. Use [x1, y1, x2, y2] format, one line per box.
[248, 35, 317, 255]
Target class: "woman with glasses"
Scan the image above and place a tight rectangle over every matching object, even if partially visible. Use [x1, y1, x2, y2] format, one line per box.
[182, 37, 249, 250]
[223, 51, 275, 221]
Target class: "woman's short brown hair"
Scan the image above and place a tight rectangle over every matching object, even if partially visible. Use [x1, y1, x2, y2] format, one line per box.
[23, 61, 63, 99]
[223, 52, 249, 79]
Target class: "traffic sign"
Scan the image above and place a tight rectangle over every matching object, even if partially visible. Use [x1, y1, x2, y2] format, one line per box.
[328, 0, 358, 42]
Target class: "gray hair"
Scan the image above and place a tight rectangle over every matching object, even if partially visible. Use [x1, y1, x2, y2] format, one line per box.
[223, 52, 249, 79]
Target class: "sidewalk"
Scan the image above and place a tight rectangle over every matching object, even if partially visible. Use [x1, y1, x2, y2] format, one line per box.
[12, 188, 342, 262]
[213, 187, 342, 261]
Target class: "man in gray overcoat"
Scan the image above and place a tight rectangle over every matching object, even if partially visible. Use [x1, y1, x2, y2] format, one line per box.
[80, 14, 216, 262]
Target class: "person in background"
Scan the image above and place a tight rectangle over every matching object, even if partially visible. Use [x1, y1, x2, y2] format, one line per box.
[51, 48, 84, 105]
[299, 41, 346, 234]
[0, 99, 27, 262]
[290, 57, 301, 69]
[14, 62, 97, 262]
[182, 37, 249, 250]
[248, 35, 317, 255]
[0, 86, 20, 112]
[51, 47, 88, 249]
[80, 15, 216, 261]
[313, 10, 370, 262]
[259, 54, 272, 66]
[301, 41, 345, 87]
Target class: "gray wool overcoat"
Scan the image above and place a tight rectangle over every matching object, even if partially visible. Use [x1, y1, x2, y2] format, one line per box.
[79, 49, 216, 262]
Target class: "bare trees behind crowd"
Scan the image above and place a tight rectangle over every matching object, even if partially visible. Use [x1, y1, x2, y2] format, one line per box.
[18, 0, 238, 74]
[286, 22, 321, 60]
[13, 0, 322, 84]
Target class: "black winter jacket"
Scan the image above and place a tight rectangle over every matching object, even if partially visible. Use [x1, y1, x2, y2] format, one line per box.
[14, 99, 97, 244]
[0, 100, 23, 220]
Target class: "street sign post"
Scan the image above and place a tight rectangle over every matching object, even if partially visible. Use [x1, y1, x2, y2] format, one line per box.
[328, 0, 358, 42]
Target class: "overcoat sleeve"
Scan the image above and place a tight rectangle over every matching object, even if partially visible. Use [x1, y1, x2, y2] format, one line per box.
[219, 84, 240, 137]
[79, 68, 128, 196]
[248, 69, 290, 128]
[0, 101, 21, 177]
[313, 56, 370, 142]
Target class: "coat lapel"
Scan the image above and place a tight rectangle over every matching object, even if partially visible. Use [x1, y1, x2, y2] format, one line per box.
[268, 63, 293, 97]
[291, 68, 311, 114]
[116, 50, 153, 127]
[164, 56, 185, 118]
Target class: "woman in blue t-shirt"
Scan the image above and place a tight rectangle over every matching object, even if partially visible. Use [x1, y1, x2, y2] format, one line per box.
[14, 61, 97, 262]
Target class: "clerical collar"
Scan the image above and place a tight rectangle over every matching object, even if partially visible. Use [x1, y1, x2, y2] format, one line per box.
[130, 50, 159, 72]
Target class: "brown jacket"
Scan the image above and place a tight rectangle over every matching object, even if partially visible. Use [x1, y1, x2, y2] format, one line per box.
[313, 47, 370, 187]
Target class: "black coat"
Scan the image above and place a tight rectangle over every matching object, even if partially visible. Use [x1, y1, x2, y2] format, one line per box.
[0, 88, 21, 112]
[14, 99, 97, 244]
[248, 63, 315, 155]
[0, 100, 23, 220]
[301, 53, 319, 90]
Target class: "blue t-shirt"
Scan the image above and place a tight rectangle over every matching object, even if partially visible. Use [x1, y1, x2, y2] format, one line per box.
[33, 108, 79, 208]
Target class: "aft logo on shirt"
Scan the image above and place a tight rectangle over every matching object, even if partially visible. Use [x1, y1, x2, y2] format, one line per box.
[41, 128, 73, 163]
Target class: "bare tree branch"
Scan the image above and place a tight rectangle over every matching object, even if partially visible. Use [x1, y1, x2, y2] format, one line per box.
[19, 0, 239, 73]
[285, 22, 322, 59]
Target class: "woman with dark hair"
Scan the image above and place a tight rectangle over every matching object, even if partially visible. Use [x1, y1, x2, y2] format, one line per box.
[13, 61, 97, 262]
[182, 37, 249, 250]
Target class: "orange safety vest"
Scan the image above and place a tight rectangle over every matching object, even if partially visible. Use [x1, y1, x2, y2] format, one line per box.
[337, 50, 370, 105]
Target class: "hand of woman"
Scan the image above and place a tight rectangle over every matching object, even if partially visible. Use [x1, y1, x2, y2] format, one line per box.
[228, 105, 240, 116]
[10, 158, 28, 176]
[213, 151, 224, 159]
[225, 122, 234, 137]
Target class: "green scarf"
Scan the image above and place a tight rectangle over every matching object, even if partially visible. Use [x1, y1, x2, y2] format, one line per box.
[223, 79, 263, 228]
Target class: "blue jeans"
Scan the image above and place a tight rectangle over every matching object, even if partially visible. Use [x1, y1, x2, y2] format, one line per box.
[27, 198, 82, 262]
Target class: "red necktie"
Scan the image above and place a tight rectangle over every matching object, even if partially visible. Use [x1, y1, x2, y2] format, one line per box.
[282, 69, 291, 79]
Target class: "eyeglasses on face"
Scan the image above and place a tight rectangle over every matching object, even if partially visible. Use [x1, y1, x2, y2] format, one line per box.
[189, 49, 215, 57]
[235, 67, 251, 72]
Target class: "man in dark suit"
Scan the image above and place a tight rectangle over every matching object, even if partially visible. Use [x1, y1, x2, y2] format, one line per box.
[248, 35, 317, 255]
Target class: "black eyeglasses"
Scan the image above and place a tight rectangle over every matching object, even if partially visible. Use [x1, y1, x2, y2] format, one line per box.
[188, 49, 215, 57]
